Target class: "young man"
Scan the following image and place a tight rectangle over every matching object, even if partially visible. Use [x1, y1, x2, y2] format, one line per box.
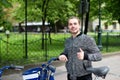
[58, 16, 102, 80]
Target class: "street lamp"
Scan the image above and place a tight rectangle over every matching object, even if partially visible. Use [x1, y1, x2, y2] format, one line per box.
[5, 30, 10, 38]
[24, 0, 28, 58]
[98, 0, 102, 50]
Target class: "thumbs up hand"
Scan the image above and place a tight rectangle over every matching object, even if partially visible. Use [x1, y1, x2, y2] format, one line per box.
[77, 48, 84, 60]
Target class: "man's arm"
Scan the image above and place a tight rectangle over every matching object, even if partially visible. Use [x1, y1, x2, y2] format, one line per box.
[84, 37, 102, 61]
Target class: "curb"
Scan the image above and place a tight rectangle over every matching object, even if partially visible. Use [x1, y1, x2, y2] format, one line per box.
[102, 51, 120, 58]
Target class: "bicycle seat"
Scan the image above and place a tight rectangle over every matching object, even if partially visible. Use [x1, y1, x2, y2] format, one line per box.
[86, 66, 109, 79]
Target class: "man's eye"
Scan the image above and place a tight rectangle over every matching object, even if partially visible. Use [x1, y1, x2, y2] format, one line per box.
[74, 23, 77, 25]
[69, 23, 72, 26]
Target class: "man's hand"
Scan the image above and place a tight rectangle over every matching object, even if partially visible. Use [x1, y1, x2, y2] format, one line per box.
[77, 48, 84, 60]
[58, 55, 68, 62]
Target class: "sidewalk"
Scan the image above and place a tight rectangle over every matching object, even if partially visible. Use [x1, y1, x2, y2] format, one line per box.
[2, 52, 120, 80]
[54, 53, 120, 80]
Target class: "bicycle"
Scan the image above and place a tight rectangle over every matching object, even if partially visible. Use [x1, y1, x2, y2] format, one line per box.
[0, 65, 24, 80]
[23, 57, 110, 80]
[23, 57, 58, 80]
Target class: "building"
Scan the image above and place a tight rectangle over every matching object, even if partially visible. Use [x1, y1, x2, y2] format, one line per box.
[92, 19, 120, 32]
[14, 22, 50, 32]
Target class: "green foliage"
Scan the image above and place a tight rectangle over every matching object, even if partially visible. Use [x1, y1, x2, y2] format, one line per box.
[0, 0, 120, 32]
[88, 0, 120, 23]
[0, 0, 12, 30]
[0, 7, 4, 27]
[47, 0, 77, 24]
[3, 20, 12, 30]
[0, 0, 12, 8]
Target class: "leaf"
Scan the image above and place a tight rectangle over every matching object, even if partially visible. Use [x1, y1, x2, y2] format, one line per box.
[1, 0, 12, 8]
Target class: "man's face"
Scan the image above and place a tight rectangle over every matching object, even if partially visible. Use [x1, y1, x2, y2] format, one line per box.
[68, 18, 80, 35]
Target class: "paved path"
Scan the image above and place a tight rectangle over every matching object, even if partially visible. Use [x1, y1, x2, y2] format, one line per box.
[2, 53, 120, 80]
[54, 54, 120, 80]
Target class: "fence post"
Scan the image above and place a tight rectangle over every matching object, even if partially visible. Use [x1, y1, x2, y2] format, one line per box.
[106, 32, 109, 52]
[0, 37, 1, 62]
[45, 32, 48, 61]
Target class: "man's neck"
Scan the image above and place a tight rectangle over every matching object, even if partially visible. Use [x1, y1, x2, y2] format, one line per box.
[72, 31, 81, 38]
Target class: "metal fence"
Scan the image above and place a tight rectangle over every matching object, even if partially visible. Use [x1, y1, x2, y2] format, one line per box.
[0, 32, 67, 66]
[94, 31, 120, 52]
[101, 31, 120, 52]
[0, 31, 120, 66]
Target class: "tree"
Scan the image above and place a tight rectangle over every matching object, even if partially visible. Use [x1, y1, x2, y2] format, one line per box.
[0, 0, 12, 31]
[105, 0, 120, 23]
[90, 0, 120, 23]
[3, 0, 120, 33]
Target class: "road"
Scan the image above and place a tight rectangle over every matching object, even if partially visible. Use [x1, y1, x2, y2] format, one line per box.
[2, 53, 120, 80]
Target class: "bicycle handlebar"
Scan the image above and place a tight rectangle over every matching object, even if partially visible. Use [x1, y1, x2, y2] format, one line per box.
[0, 65, 24, 71]
[47, 57, 59, 64]
[0, 65, 24, 78]
[10, 65, 24, 70]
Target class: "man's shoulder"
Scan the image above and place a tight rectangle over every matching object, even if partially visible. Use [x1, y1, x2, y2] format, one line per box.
[79, 34, 94, 41]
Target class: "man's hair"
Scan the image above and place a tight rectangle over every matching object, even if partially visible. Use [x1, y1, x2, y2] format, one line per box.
[68, 16, 81, 24]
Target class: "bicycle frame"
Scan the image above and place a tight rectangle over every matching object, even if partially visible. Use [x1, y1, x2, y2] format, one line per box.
[23, 57, 58, 80]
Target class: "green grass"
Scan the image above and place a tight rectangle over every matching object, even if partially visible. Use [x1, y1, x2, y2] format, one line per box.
[0, 32, 120, 66]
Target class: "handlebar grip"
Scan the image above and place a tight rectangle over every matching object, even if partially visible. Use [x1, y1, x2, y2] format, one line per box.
[14, 66, 24, 69]
[47, 57, 59, 64]
[10, 65, 24, 70]
[55, 57, 59, 61]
